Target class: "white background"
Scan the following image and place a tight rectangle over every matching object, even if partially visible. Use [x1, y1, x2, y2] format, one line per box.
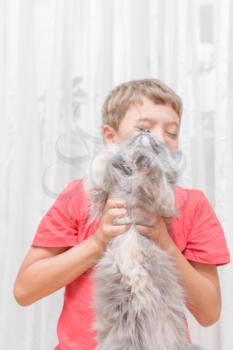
[0, 0, 232, 349]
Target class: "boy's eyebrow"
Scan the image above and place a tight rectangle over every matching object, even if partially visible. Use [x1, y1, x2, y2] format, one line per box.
[164, 121, 179, 128]
[135, 117, 154, 124]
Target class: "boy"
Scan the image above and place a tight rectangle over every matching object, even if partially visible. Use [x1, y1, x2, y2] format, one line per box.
[13, 79, 230, 350]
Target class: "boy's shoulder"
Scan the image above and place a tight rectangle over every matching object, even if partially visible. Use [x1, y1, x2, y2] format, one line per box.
[59, 178, 87, 204]
[175, 185, 209, 213]
[60, 178, 84, 195]
[54, 178, 90, 223]
[175, 186, 230, 266]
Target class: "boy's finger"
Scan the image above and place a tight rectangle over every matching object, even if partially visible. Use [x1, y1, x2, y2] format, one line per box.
[132, 206, 149, 217]
[104, 198, 126, 212]
[113, 215, 132, 226]
[135, 225, 150, 236]
[105, 208, 128, 224]
[134, 220, 154, 227]
[105, 224, 130, 236]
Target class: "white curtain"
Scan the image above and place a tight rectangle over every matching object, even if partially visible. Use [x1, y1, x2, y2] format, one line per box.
[0, 0, 232, 349]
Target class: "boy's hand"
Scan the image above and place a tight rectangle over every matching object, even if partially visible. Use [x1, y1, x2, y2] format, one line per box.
[92, 198, 130, 249]
[132, 207, 168, 245]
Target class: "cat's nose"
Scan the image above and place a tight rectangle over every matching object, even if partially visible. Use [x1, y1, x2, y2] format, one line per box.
[135, 155, 150, 169]
[139, 133, 151, 147]
[136, 155, 146, 164]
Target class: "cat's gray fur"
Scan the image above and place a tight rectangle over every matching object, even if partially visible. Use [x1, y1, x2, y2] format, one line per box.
[84, 131, 202, 350]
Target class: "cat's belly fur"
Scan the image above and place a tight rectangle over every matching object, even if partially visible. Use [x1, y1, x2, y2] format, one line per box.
[93, 226, 191, 350]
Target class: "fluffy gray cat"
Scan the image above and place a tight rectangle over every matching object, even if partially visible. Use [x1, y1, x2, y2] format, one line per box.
[84, 130, 202, 350]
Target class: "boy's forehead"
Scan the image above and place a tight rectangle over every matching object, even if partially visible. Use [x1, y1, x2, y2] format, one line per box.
[124, 99, 180, 126]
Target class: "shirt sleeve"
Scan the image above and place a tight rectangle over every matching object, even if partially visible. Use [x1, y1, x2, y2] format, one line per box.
[31, 180, 82, 248]
[183, 190, 231, 266]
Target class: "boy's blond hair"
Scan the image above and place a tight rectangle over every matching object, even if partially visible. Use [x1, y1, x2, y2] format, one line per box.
[102, 79, 183, 131]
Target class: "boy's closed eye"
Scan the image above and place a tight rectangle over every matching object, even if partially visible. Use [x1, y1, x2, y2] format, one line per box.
[135, 125, 178, 140]
[166, 131, 178, 139]
[136, 127, 151, 132]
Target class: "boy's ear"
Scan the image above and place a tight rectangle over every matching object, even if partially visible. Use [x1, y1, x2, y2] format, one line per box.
[102, 124, 119, 145]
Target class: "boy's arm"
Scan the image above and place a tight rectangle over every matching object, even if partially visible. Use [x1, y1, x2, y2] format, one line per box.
[13, 238, 104, 306]
[165, 236, 221, 327]
[13, 199, 129, 306]
[136, 217, 221, 327]
[184, 260, 221, 325]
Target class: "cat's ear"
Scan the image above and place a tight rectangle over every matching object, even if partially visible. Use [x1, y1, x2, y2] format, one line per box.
[85, 144, 117, 189]
[171, 149, 181, 162]
[83, 144, 118, 218]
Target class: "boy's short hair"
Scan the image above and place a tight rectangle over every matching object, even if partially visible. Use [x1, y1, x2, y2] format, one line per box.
[102, 78, 183, 131]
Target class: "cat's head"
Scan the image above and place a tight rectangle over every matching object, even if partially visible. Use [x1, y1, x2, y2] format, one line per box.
[85, 131, 184, 218]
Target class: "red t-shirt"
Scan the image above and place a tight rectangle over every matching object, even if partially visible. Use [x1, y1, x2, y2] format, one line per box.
[31, 179, 230, 350]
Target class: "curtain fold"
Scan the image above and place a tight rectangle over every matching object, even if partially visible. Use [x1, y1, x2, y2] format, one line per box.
[1, 1, 232, 349]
